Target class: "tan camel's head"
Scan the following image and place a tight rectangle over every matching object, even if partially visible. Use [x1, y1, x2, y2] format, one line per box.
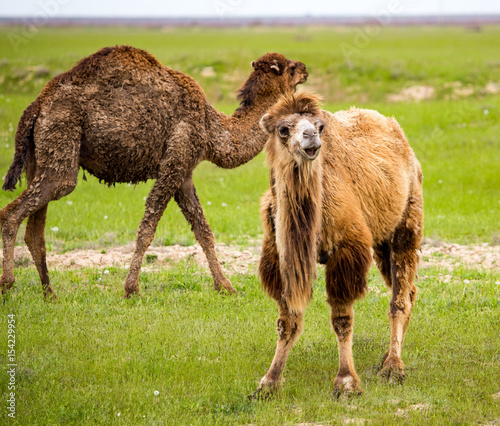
[237, 53, 308, 111]
[261, 92, 325, 162]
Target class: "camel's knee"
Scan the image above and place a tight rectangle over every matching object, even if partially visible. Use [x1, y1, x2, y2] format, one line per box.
[390, 282, 417, 316]
[276, 310, 303, 342]
[332, 314, 353, 341]
[52, 179, 77, 201]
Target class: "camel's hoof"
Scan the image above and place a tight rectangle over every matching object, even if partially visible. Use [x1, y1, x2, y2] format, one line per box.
[333, 375, 363, 398]
[215, 282, 238, 295]
[248, 377, 282, 400]
[379, 356, 406, 385]
[1, 280, 15, 294]
[123, 289, 140, 299]
[43, 292, 57, 302]
[379, 366, 406, 385]
[248, 384, 278, 401]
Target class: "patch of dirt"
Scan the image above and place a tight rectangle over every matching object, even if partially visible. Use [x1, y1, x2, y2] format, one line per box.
[387, 80, 500, 102]
[3, 241, 500, 274]
[387, 85, 435, 102]
[420, 240, 500, 272]
[6, 243, 261, 275]
[396, 403, 429, 416]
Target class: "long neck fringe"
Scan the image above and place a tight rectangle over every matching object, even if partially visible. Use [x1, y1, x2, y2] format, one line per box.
[274, 160, 322, 312]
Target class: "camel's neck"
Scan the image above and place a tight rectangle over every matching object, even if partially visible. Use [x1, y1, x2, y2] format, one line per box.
[205, 87, 289, 169]
[272, 159, 323, 312]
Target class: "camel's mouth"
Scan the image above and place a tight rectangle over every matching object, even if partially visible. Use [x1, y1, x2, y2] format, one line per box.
[300, 146, 321, 160]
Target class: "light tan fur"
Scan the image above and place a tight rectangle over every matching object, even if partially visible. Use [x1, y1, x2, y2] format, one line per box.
[253, 92, 423, 398]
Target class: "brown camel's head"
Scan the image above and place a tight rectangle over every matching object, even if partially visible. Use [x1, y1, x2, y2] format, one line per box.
[237, 53, 308, 111]
[261, 92, 326, 162]
[250, 52, 309, 86]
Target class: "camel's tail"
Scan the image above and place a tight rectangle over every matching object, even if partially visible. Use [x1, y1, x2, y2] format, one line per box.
[2, 101, 38, 191]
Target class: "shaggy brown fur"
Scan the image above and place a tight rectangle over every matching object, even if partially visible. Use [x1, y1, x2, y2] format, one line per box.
[252, 92, 423, 399]
[0, 45, 308, 299]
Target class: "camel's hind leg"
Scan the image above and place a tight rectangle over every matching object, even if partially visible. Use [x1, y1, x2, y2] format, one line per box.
[1, 172, 78, 297]
[1, 119, 80, 297]
[250, 302, 304, 399]
[24, 206, 53, 298]
[379, 194, 423, 383]
[22, 152, 53, 298]
[174, 176, 235, 293]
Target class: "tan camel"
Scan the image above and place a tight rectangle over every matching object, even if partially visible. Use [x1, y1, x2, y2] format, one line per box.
[0, 45, 308, 299]
[252, 92, 423, 398]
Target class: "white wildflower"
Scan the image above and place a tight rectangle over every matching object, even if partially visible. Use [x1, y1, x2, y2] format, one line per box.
[463, 279, 470, 284]
[207, 201, 212, 206]
[103, 215, 108, 219]
[66, 200, 73, 205]
[222, 202, 228, 207]
[154, 390, 159, 396]
[104, 270, 110, 275]
[51, 226, 59, 232]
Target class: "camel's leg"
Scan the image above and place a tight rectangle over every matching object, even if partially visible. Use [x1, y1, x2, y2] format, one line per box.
[24, 206, 54, 299]
[250, 302, 304, 399]
[22, 151, 54, 299]
[174, 176, 234, 293]
[123, 174, 182, 297]
[328, 299, 362, 396]
[380, 195, 423, 383]
[1, 174, 77, 296]
[325, 240, 371, 396]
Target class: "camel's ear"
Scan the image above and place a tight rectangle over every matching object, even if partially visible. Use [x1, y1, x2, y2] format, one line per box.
[270, 60, 281, 74]
[251, 61, 255, 69]
[259, 113, 273, 134]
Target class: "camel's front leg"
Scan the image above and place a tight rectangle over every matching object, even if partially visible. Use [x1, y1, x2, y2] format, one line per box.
[174, 176, 235, 293]
[124, 173, 180, 297]
[328, 300, 362, 397]
[325, 239, 371, 397]
[250, 303, 304, 399]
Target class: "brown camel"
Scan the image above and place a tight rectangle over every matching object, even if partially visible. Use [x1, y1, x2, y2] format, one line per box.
[0, 45, 308, 299]
[252, 92, 423, 398]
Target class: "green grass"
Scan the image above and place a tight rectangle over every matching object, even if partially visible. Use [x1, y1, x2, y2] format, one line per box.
[1, 25, 500, 424]
[0, 263, 499, 424]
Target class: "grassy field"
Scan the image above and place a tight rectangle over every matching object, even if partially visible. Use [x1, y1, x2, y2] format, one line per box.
[0, 26, 499, 424]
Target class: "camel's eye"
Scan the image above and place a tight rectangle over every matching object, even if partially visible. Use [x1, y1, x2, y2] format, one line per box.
[318, 124, 324, 134]
[278, 126, 290, 138]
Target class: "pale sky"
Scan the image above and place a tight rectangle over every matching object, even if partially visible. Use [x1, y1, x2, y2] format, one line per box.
[1, 0, 500, 18]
